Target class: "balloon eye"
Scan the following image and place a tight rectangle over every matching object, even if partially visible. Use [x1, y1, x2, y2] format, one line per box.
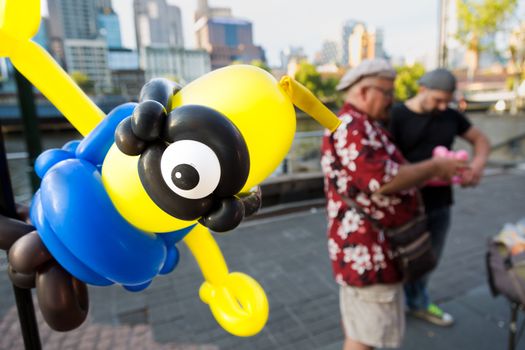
[160, 140, 221, 199]
[171, 164, 200, 190]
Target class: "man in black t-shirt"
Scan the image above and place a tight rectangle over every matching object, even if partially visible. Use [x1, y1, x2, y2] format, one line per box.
[389, 68, 490, 327]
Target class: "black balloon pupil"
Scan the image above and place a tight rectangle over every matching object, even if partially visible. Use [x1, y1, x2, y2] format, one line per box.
[171, 164, 200, 190]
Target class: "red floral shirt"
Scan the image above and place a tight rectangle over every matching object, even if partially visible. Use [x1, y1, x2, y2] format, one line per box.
[321, 103, 420, 287]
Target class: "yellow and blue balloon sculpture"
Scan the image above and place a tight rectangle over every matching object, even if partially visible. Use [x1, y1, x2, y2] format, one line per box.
[0, 0, 340, 336]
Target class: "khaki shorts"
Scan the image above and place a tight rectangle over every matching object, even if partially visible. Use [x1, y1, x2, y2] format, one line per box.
[340, 283, 405, 348]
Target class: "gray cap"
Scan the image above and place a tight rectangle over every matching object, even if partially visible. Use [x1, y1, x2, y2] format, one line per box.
[336, 58, 397, 91]
[419, 68, 456, 93]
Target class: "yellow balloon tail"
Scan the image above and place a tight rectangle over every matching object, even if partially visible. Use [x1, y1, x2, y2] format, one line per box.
[199, 273, 269, 337]
[279, 76, 341, 132]
[0, 0, 104, 136]
[184, 225, 269, 336]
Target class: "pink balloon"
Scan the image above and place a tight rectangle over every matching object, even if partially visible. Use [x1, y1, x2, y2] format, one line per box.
[433, 146, 449, 157]
[455, 150, 469, 161]
[428, 146, 469, 186]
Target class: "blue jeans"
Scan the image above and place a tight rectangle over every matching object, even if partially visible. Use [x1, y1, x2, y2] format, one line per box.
[404, 206, 451, 310]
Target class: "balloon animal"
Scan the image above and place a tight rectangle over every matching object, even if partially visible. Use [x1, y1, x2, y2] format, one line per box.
[0, 0, 340, 337]
[427, 145, 469, 186]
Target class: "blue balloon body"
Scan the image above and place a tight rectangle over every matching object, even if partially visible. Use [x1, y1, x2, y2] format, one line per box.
[30, 103, 195, 291]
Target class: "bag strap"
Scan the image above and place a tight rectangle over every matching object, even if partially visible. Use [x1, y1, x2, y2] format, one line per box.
[340, 192, 425, 232]
[340, 195, 385, 232]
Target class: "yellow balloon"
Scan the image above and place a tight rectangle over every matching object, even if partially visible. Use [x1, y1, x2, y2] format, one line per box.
[172, 65, 296, 192]
[0, 0, 104, 136]
[102, 145, 197, 233]
[1, 1, 339, 338]
[171, 65, 341, 192]
[184, 224, 269, 336]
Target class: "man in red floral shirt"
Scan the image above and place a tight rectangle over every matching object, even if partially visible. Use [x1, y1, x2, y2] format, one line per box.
[321, 59, 466, 350]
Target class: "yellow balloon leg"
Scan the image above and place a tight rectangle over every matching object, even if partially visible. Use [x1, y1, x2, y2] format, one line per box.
[0, 0, 104, 136]
[183, 224, 269, 337]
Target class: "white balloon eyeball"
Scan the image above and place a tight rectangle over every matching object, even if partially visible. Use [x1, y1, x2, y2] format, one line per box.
[160, 140, 221, 199]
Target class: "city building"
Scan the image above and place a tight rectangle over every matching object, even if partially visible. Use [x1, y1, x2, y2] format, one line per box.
[34, 17, 50, 50]
[195, 0, 232, 21]
[347, 23, 385, 67]
[194, 0, 266, 69]
[133, 0, 184, 49]
[314, 40, 340, 66]
[340, 20, 360, 66]
[141, 46, 210, 84]
[63, 39, 112, 93]
[280, 46, 307, 72]
[97, 7, 123, 49]
[108, 48, 144, 98]
[340, 20, 386, 67]
[47, 0, 99, 40]
[46, 0, 112, 93]
[133, 0, 210, 82]
[373, 27, 386, 59]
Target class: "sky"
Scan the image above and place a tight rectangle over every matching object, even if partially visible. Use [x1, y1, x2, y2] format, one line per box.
[41, 0, 525, 68]
[113, 0, 442, 67]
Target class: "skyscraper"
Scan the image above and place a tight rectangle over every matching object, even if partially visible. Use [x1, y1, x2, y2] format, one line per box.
[97, 0, 123, 49]
[347, 23, 384, 67]
[315, 40, 340, 66]
[134, 0, 210, 83]
[47, 0, 98, 40]
[341, 20, 360, 66]
[195, 0, 232, 21]
[47, 0, 112, 92]
[133, 0, 184, 49]
[194, 2, 265, 69]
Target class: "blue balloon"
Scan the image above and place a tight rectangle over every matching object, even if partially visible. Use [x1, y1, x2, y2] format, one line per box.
[30, 103, 195, 290]
[76, 103, 137, 166]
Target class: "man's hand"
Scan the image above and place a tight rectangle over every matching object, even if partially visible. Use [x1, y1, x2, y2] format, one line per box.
[460, 160, 484, 187]
[432, 157, 469, 182]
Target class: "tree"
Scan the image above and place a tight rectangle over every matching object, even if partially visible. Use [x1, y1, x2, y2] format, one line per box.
[508, 21, 525, 113]
[70, 71, 94, 93]
[249, 59, 271, 73]
[294, 60, 338, 102]
[394, 63, 426, 101]
[456, 0, 518, 75]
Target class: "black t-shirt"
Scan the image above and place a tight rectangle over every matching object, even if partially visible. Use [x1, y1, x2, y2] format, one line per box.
[389, 103, 472, 211]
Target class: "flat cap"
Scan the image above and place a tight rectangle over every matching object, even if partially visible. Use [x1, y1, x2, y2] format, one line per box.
[336, 58, 396, 91]
[419, 68, 456, 93]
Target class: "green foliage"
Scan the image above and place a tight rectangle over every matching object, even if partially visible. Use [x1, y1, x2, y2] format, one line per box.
[394, 63, 426, 101]
[70, 71, 94, 93]
[249, 59, 271, 73]
[294, 60, 338, 102]
[456, 0, 518, 52]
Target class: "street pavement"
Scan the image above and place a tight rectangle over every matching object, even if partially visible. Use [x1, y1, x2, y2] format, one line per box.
[1, 169, 525, 349]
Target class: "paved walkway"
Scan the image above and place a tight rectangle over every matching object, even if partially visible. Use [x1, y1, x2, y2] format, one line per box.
[1, 169, 525, 349]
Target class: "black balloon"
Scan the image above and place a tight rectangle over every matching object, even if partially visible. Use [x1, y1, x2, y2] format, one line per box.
[115, 117, 147, 156]
[199, 197, 245, 233]
[9, 231, 52, 274]
[0, 215, 34, 250]
[8, 266, 35, 289]
[139, 78, 181, 109]
[36, 263, 89, 332]
[131, 100, 167, 141]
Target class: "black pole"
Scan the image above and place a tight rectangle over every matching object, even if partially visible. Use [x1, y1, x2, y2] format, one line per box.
[508, 302, 519, 350]
[0, 125, 42, 350]
[13, 69, 42, 193]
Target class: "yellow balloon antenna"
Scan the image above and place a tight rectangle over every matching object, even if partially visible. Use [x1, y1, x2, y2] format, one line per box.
[279, 76, 341, 132]
[0, 0, 104, 136]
